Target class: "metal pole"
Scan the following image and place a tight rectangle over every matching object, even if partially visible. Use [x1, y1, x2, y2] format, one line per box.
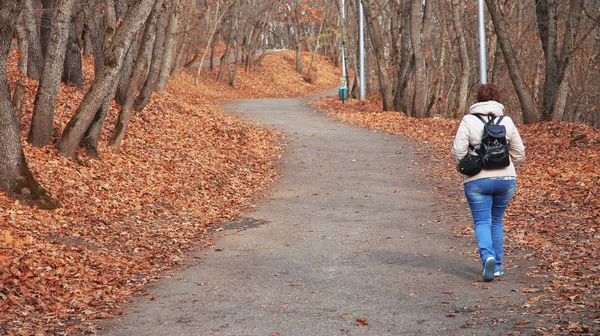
[478, 0, 488, 84]
[341, 0, 346, 80]
[359, 0, 365, 100]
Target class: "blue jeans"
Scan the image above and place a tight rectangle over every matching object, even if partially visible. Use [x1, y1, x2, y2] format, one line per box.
[464, 178, 516, 271]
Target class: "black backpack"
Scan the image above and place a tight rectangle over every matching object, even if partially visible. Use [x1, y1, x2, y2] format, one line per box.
[475, 115, 510, 169]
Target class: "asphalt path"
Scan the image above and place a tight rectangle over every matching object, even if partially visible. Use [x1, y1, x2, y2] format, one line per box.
[99, 95, 534, 335]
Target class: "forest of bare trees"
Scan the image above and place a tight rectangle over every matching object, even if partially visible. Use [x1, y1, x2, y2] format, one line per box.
[0, 0, 599, 208]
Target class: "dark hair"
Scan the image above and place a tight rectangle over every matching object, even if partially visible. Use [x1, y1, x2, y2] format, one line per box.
[476, 83, 500, 102]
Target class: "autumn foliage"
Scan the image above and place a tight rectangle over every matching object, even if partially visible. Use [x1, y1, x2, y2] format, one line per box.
[312, 97, 600, 334]
[0, 50, 340, 334]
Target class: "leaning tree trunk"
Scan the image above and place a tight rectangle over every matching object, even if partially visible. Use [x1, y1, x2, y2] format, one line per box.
[79, 83, 117, 159]
[115, 39, 137, 105]
[0, 0, 58, 209]
[57, 0, 156, 158]
[155, 0, 182, 95]
[111, 0, 162, 151]
[23, 0, 44, 80]
[486, 0, 539, 124]
[27, 0, 76, 147]
[193, 2, 226, 84]
[134, 1, 166, 112]
[306, 7, 327, 78]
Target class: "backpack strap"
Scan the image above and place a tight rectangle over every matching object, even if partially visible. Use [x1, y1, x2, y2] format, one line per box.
[474, 114, 494, 124]
[475, 114, 503, 125]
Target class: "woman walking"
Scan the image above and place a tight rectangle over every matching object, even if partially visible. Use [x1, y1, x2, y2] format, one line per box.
[451, 83, 525, 282]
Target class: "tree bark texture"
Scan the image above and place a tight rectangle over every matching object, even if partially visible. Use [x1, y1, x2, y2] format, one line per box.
[217, 33, 232, 82]
[57, 0, 155, 158]
[410, 0, 427, 117]
[486, 0, 539, 123]
[62, 8, 83, 87]
[40, 0, 55, 57]
[394, 0, 412, 114]
[134, 0, 166, 111]
[294, 0, 303, 74]
[111, 0, 162, 151]
[83, 0, 104, 75]
[362, 0, 394, 111]
[28, 0, 76, 147]
[13, 17, 29, 124]
[0, 0, 58, 209]
[536, 0, 584, 121]
[194, 1, 226, 84]
[155, 0, 182, 95]
[451, 0, 470, 115]
[115, 40, 137, 105]
[23, 0, 44, 79]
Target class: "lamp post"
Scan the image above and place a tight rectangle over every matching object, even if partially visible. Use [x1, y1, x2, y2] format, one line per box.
[477, 0, 488, 84]
[339, 0, 348, 102]
[359, 0, 365, 100]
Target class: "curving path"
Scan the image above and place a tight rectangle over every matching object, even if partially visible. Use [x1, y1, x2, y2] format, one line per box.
[99, 95, 533, 335]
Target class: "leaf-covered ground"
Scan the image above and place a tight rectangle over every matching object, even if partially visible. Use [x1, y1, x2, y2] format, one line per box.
[312, 97, 600, 335]
[0, 50, 340, 335]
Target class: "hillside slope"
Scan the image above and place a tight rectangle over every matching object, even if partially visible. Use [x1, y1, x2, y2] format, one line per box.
[0, 50, 340, 334]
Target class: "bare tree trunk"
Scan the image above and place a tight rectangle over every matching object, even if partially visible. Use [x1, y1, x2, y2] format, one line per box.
[83, 0, 104, 75]
[0, 0, 58, 209]
[229, 41, 239, 87]
[394, 0, 411, 114]
[82, 23, 93, 56]
[210, 34, 217, 70]
[27, 0, 76, 147]
[217, 35, 232, 82]
[57, 0, 155, 158]
[491, 37, 502, 83]
[306, 7, 327, 77]
[427, 31, 446, 116]
[79, 90, 114, 159]
[155, 0, 182, 94]
[362, 0, 394, 111]
[115, 40, 137, 105]
[194, 2, 227, 84]
[111, 0, 162, 151]
[23, 0, 44, 80]
[486, 0, 538, 123]
[170, 33, 187, 76]
[40, 0, 55, 56]
[134, 2, 166, 111]
[294, 0, 303, 73]
[535, 0, 584, 121]
[410, 0, 427, 117]
[451, 0, 470, 115]
[62, 8, 83, 87]
[13, 17, 29, 125]
[552, 62, 572, 121]
[532, 57, 544, 107]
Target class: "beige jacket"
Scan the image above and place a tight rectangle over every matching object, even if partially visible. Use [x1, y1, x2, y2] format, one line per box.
[451, 101, 526, 184]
